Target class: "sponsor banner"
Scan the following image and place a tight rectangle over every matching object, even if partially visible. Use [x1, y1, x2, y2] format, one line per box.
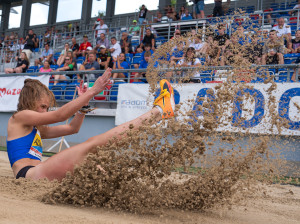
[0, 75, 50, 112]
[116, 83, 300, 136]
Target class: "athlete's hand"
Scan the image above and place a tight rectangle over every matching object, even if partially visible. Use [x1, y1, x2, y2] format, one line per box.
[91, 68, 112, 95]
[76, 80, 88, 97]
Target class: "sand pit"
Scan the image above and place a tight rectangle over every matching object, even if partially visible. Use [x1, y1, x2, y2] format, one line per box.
[0, 151, 299, 224]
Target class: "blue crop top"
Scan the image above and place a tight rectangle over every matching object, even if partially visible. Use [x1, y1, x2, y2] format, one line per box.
[7, 127, 43, 167]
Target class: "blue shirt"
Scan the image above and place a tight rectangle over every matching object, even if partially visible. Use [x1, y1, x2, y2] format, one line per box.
[116, 61, 130, 78]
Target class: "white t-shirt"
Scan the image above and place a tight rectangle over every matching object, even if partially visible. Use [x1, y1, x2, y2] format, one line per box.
[189, 42, 205, 51]
[95, 24, 108, 37]
[273, 24, 291, 37]
[110, 42, 121, 58]
[178, 58, 201, 78]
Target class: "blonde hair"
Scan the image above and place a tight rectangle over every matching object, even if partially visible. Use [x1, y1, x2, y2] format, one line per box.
[16, 79, 56, 113]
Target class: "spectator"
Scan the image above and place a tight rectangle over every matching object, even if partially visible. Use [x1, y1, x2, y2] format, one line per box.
[54, 55, 76, 85]
[235, 26, 251, 45]
[93, 18, 109, 39]
[96, 33, 110, 49]
[273, 17, 292, 43]
[129, 20, 141, 35]
[5, 52, 29, 74]
[138, 4, 149, 24]
[0, 39, 3, 49]
[98, 45, 113, 70]
[133, 43, 153, 69]
[78, 52, 100, 80]
[178, 6, 186, 20]
[34, 43, 53, 66]
[165, 5, 177, 21]
[182, 9, 193, 20]
[178, 47, 202, 83]
[190, 35, 207, 57]
[112, 53, 130, 81]
[22, 29, 38, 59]
[71, 37, 79, 58]
[57, 43, 73, 66]
[135, 51, 151, 82]
[170, 42, 185, 66]
[171, 29, 181, 40]
[288, 30, 300, 53]
[205, 35, 221, 66]
[39, 60, 53, 73]
[214, 24, 230, 52]
[220, 34, 246, 66]
[246, 34, 263, 65]
[141, 27, 155, 51]
[194, 0, 205, 19]
[153, 11, 163, 23]
[109, 36, 122, 61]
[289, 0, 300, 16]
[262, 30, 284, 65]
[213, 0, 223, 17]
[120, 32, 132, 54]
[78, 35, 92, 57]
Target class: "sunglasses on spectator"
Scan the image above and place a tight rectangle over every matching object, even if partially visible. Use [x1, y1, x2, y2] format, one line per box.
[65, 58, 70, 60]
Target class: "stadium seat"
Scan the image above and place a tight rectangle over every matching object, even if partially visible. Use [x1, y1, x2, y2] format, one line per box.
[50, 65, 59, 70]
[76, 56, 86, 64]
[132, 56, 142, 64]
[50, 83, 66, 100]
[64, 84, 78, 100]
[94, 84, 112, 101]
[109, 82, 126, 101]
[26, 66, 38, 73]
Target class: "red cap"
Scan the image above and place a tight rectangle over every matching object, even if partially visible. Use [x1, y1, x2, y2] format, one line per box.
[97, 18, 102, 21]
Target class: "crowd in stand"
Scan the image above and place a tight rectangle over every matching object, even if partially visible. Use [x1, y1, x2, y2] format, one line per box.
[1, 2, 300, 83]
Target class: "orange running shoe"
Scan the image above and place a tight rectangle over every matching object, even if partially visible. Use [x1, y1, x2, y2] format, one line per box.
[153, 79, 175, 118]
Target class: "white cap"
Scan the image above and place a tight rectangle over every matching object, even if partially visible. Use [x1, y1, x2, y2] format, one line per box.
[100, 45, 106, 49]
[87, 46, 93, 50]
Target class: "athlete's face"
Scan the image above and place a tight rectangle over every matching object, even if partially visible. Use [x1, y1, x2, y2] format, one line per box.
[35, 95, 50, 113]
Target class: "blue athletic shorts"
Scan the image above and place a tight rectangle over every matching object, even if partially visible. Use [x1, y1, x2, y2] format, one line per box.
[195, 1, 204, 14]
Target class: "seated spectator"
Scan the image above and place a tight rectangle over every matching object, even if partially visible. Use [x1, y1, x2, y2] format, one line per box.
[129, 20, 140, 35]
[262, 30, 284, 65]
[135, 51, 151, 82]
[288, 30, 300, 53]
[214, 24, 230, 53]
[190, 35, 207, 57]
[205, 35, 221, 66]
[98, 45, 113, 70]
[53, 55, 76, 85]
[140, 27, 156, 51]
[171, 29, 181, 40]
[39, 60, 53, 73]
[109, 36, 122, 61]
[5, 52, 29, 74]
[273, 17, 292, 45]
[178, 6, 186, 20]
[93, 18, 109, 39]
[165, 5, 177, 21]
[112, 53, 130, 81]
[95, 33, 110, 50]
[213, 0, 223, 17]
[120, 32, 132, 54]
[220, 34, 247, 66]
[170, 42, 185, 66]
[78, 52, 100, 80]
[178, 47, 202, 83]
[235, 26, 251, 45]
[246, 34, 263, 65]
[181, 9, 193, 20]
[71, 37, 79, 58]
[77, 35, 92, 57]
[133, 43, 153, 69]
[57, 43, 73, 66]
[34, 43, 53, 66]
[153, 11, 163, 23]
[289, 0, 300, 16]
[22, 29, 38, 59]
